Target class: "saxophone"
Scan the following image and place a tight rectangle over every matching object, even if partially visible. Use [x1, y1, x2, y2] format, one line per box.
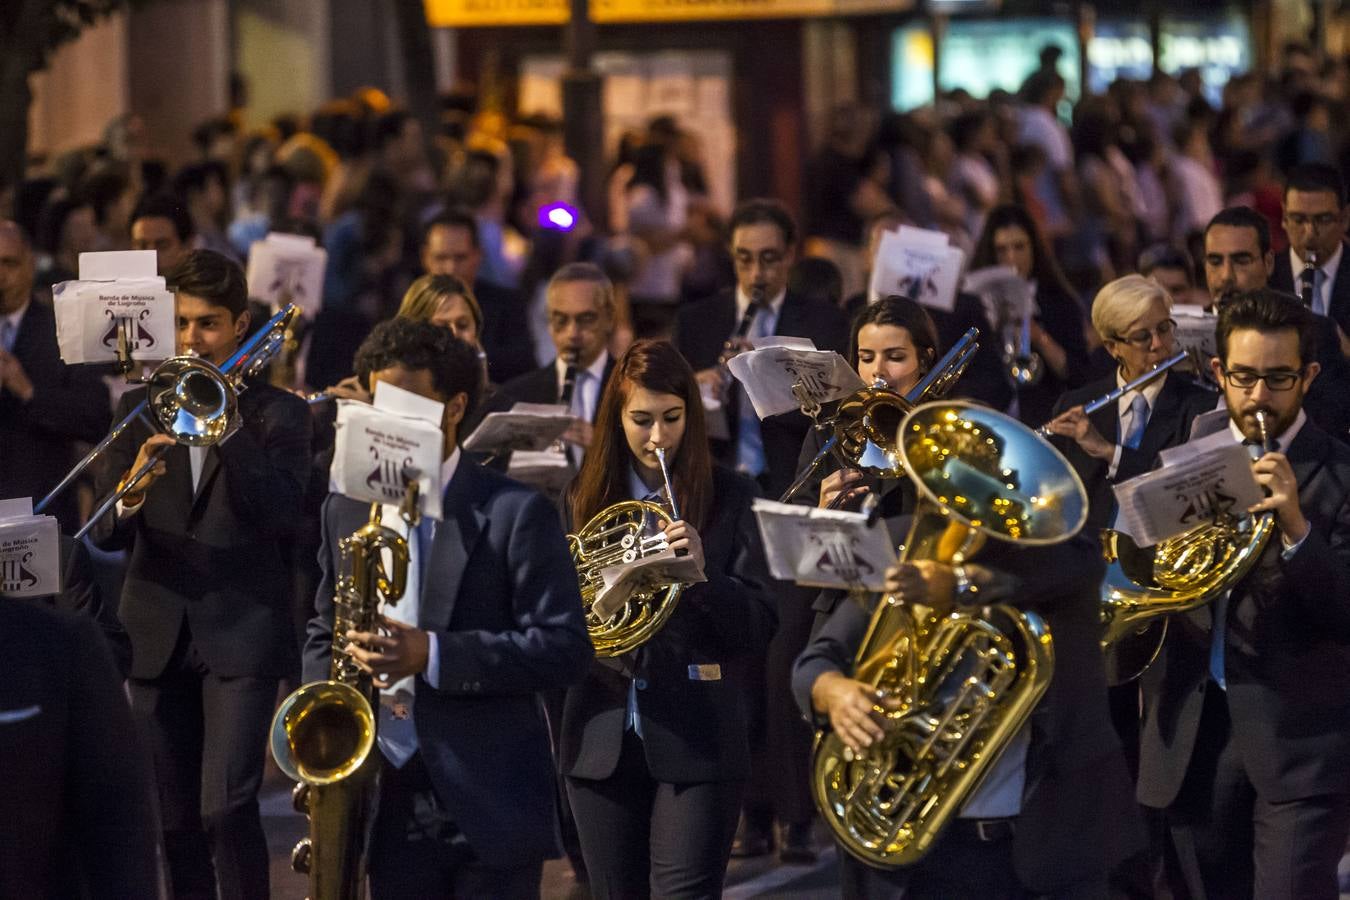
[270, 482, 419, 900]
[812, 401, 1088, 867]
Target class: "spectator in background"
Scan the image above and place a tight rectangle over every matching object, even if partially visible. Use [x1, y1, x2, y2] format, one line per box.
[130, 193, 193, 278]
[1169, 118, 1224, 246]
[803, 104, 892, 300]
[32, 194, 99, 290]
[949, 109, 1006, 241]
[787, 256, 843, 310]
[1016, 70, 1079, 243]
[624, 142, 692, 339]
[173, 161, 238, 263]
[1139, 243, 1202, 308]
[1275, 91, 1334, 175]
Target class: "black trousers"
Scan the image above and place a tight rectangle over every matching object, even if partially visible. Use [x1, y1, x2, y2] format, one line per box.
[369, 753, 542, 899]
[128, 623, 276, 900]
[839, 823, 1109, 900]
[1166, 684, 1350, 900]
[567, 730, 744, 899]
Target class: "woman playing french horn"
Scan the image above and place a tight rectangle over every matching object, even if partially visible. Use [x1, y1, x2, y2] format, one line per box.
[559, 339, 776, 899]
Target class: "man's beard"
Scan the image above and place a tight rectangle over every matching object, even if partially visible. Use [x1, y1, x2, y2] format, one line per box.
[1229, 392, 1303, 443]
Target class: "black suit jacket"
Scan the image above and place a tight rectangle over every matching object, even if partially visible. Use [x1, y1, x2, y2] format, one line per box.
[561, 466, 777, 783]
[304, 462, 593, 868]
[0, 600, 159, 899]
[1271, 243, 1350, 334]
[1138, 419, 1350, 807]
[474, 279, 537, 386]
[675, 288, 850, 498]
[793, 533, 1145, 892]
[1254, 282, 1350, 439]
[495, 354, 617, 409]
[1050, 373, 1218, 532]
[0, 298, 111, 534]
[35, 536, 133, 678]
[90, 381, 312, 679]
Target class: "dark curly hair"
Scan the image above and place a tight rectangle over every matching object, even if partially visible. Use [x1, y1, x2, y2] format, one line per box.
[353, 317, 482, 414]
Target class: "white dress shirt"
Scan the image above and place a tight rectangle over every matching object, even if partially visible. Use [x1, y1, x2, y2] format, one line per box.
[374, 448, 460, 768]
[1289, 243, 1343, 317]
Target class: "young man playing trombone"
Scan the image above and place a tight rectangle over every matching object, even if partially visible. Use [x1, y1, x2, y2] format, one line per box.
[1138, 289, 1350, 899]
[89, 249, 312, 900]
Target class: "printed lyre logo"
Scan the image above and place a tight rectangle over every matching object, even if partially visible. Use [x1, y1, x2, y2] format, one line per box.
[0, 550, 39, 593]
[365, 446, 414, 501]
[99, 308, 157, 351]
[896, 263, 940, 308]
[783, 359, 839, 401]
[269, 259, 310, 302]
[1176, 479, 1238, 526]
[809, 533, 874, 582]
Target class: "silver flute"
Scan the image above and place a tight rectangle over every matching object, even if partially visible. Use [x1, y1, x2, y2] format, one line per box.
[1037, 350, 1189, 437]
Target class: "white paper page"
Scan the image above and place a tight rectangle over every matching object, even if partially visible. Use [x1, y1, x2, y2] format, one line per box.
[727, 348, 865, 419]
[78, 250, 157, 280]
[1113, 442, 1263, 545]
[331, 400, 445, 519]
[0, 513, 61, 598]
[751, 499, 898, 590]
[373, 380, 445, 427]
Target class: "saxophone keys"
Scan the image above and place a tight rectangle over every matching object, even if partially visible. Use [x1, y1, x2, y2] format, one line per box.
[290, 837, 312, 874]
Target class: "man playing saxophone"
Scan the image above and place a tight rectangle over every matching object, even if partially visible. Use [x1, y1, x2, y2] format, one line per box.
[303, 318, 592, 899]
[1138, 289, 1350, 899]
[793, 532, 1143, 898]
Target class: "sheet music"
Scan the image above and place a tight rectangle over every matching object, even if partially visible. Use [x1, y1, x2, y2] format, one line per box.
[507, 448, 575, 493]
[462, 403, 575, 454]
[0, 498, 62, 599]
[1113, 439, 1262, 545]
[330, 398, 445, 520]
[869, 226, 966, 312]
[593, 548, 707, 621]
[53, 275, 174, 365]
[751, 498, 897, 590]
[727, 348, 865, 419]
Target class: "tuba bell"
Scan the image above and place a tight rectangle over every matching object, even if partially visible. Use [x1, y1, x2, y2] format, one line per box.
[1099, 410, 1277, 683]
[812, 401, 1088, 867]
[270, 480, 419, 900]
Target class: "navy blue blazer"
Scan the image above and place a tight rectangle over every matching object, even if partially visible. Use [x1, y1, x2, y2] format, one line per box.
[303, 460, 593, 868]
[560, 466, 778, 784]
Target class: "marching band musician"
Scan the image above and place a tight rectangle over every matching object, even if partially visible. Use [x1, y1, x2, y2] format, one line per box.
[802, 294, 940, 516]
[304, 318, 592, 897]
[1138, 289, 1350, 899]
[794, 534, 1144, 898]
[559, 339, 777, 898]
[88, 249, 312, 900]
[1043, 275, 1216, 533]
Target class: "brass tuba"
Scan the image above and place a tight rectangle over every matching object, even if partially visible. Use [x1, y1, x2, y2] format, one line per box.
[779, 328, 979, 506]
[812, 401, 1088, 867]
[1099, 410, 1277, 683]
[270, 481, 419, 900]
[569, 447, 683, 656]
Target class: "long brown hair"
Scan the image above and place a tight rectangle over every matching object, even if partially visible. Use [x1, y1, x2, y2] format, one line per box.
[569, 340, 712, 530]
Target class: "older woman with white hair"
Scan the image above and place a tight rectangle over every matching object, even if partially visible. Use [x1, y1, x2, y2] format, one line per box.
[1043, 273, 1217, 532]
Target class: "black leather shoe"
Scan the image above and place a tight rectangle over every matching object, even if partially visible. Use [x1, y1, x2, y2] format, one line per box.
[778, 821, 817, 864]
[730, 820, 774, 858]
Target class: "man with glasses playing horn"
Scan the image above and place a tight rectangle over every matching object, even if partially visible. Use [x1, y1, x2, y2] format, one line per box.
[1137, 289, 1350, 900]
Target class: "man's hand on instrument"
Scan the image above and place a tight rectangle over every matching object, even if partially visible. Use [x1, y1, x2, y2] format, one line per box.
[345, 615, 430, 688]
[819, 469, 869, 509]
[1043, 405, 1114, 460]
[122, 433, 175, 500]
[661, 520, 705, 575]
[695, 367, 725, 403]
[812, 671, 902, 753]
[882, 560, 956, 608]
[1250, 451, 1309, 543]
[324, 375, 371, 403]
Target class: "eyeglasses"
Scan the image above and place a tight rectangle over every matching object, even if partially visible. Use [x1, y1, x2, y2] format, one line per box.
[1284, 212, 1341, 229]
[1112, 319, 1176, 348]
[1220, 367, 1304, 391]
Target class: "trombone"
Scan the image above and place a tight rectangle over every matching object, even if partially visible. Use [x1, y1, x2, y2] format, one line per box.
[778, 328, 979, 506]
[40, 305, 299, 539]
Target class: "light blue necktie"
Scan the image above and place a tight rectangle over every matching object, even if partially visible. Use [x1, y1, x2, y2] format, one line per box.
[0, 318, 14, 353]
[1210, 439, 1271, 689]
[1122, 394, 1149, 450]
[735, 305, 772, 477]
[1314, 267, 1327, 317]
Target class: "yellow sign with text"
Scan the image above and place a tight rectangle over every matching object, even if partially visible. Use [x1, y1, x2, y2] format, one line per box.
[425, 0, 905, 26]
